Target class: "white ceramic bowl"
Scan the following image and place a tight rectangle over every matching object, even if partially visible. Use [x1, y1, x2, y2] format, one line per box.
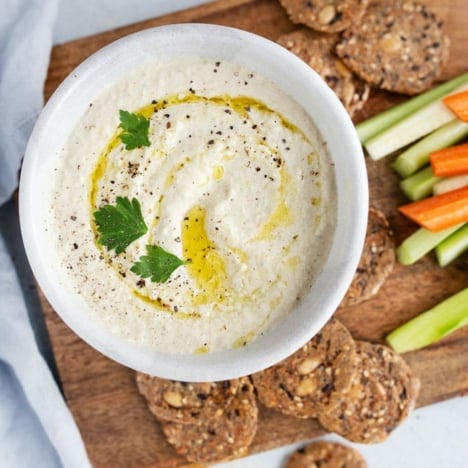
[19, 24, 368, 381]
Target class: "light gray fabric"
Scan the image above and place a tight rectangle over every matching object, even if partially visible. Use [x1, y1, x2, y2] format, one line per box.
[0, 1, 90, 466]
[0, 235, 90, 467]
[0, 0, 57, 204]
[0, 361, 62, 468]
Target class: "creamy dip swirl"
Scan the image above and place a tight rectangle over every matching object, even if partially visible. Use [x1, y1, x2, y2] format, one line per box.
[49, 57, 337, 354]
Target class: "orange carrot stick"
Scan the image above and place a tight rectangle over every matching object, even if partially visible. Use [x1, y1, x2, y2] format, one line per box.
[399, 186, 468, 232]
[430, 143, 468, 177]
[443, 90, 468, 122]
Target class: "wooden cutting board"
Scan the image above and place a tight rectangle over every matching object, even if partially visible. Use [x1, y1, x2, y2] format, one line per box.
[41, 0, 468, 466]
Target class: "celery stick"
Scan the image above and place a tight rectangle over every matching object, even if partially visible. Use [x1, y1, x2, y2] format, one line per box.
[435, 223, 468, 266]
[433, 174, 468, 195]
[387, 287, 468, 353]
[356, 72, 468, 144]
[392, 119, 468, 178]
[396, 224, 463, 265]
[365, 84, 468, 160]
[400, 166, 442, 201]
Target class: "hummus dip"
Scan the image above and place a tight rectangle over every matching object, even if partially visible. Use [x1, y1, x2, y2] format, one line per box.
[48, 57, 337, 354]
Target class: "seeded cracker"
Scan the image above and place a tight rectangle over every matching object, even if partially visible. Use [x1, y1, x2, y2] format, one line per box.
[135, 373, 239, 424]
[279, 0, 369, 33]
[341, 208, 395, 307]
[277, 29, 370, 117]
[336, 1, 450, 95]
[251, 318, 357, 418]
[286, 441, 367, 468]
[161, 377, 258, 464]
[318, 341, 420, 443]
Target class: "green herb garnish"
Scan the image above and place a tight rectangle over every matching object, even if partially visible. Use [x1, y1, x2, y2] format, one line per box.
[94, 196, 148, 253]
[119, 110, 151, 150]
[131, 245, 187, 283]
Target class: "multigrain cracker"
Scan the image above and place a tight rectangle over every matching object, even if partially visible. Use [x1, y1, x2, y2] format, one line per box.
[336, 0, 450, 94]
[135, 373, 239, 424]
[160, 377, 258, 464]
[286, 441, 367, 468]
[341, 207, 395, 307]
[277, 29, 370, 117]
[279, 0, 369, 33]
[251, 318, 357, 418]
[318, 341, 420, 443]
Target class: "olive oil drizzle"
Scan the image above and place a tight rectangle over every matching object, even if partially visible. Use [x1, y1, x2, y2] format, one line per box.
[89, 92, 314, 317]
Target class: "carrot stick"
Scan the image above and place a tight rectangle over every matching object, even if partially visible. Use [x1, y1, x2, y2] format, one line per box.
[399, 186, 468, 231]
[443, 90, 468, 122]
[430, 143, 468, 176]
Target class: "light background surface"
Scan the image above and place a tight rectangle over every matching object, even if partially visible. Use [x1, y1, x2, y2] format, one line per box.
[54, 2, 468, 467]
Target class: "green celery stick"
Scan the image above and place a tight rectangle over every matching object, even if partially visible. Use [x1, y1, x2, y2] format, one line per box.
[387, 287, 468, 353]
[400, 166, 442, 201]
[365, 92, 461, 160]
[392, 119, 468, 178]
[433, 174, 468, 195]
[356, 72, 468, 144]
[397, 224, 463, 265]
[435, 223, 468, 267]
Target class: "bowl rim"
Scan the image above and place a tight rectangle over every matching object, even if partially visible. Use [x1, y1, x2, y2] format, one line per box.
[19, 23, 368, 381]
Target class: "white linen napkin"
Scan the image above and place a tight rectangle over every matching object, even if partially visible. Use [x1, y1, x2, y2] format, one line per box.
[0, 0, 56, 204]
[0, 236, 90, 467]
[0, 0, 90, 466]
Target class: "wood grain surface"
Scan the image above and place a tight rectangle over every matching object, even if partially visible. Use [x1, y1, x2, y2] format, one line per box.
[41, 0, 468, 466]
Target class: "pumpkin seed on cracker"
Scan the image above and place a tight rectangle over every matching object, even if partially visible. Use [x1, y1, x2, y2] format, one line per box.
[336, 0, 450, 95]
[251, 318, 357, 418]
[286, 441, 367, 468]
[160, 377, 258, 464]
[135, 373, 240, 424]
[279, 0, 370, 33]
[318, 341, 420, 443]
[277, 29, 370, 117]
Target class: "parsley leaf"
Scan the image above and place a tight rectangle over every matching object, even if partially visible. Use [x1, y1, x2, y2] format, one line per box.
[94, 196, 148, 254]
[130, 245, 187, 283]
[119, 110, 151, 150]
